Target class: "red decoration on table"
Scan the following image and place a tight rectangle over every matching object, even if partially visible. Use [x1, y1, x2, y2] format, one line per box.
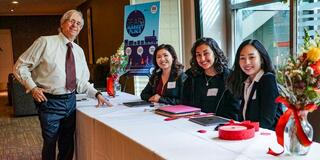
[218, 120, 258, 140]
[267, 96, 317, 156]
[267, 148, 282, 156]
[241, 121, 259, 131]
[106, 75, 115, 97]
[197, 129, 207, 133]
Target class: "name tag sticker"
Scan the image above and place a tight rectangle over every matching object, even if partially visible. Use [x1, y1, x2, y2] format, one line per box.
[207, 88, 218, 96]
[167, 82, 176, 89]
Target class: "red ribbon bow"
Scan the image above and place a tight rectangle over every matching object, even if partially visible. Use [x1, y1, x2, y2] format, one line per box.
[267, 96, 317, 156]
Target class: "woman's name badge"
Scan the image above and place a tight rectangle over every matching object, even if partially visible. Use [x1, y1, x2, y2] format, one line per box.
[207, 88, 218, 96]
[167, 82, 176, 89]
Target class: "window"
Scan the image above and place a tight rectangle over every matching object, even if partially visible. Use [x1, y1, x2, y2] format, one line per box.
[198, 0, 227, 51]
[233, 1, 290, 66]
[195, 0, 230, 62]
[297, 0, 320, 52]
[196, 0, 290, 66]
[233, 0, 250, 3]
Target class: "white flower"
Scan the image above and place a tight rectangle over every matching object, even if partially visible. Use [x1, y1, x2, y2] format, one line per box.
[96, 56, 109, 64]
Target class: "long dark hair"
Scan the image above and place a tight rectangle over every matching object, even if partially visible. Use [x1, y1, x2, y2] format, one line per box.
[152, 44, 184, 77]
[226, 39, 275, 97]
[189, 37, 227, 76]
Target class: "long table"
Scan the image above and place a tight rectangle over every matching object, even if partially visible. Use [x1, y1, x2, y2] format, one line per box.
[76, 92, 320, 160]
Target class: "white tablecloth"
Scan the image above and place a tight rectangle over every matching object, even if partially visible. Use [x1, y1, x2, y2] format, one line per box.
[76, 92, 320, 160]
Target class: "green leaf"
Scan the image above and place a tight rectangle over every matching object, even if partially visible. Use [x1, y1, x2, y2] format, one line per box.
[305, 89, 319, 101]
[315, 30, 320, 48]
[304, 28, 311, 50]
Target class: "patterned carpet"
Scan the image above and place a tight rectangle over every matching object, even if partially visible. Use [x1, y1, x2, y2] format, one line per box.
[0, 92, 42, 160]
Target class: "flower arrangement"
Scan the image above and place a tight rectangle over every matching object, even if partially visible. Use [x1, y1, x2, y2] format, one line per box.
[269, 29, 319, 156]
[109, 42, 128, 76]
[276, 28, 320, 111]
[106, 42, 128, 96]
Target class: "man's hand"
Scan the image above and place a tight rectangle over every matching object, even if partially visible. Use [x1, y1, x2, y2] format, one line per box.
[96, 94, 112, 107]
[148, 94, 161, 103]
[31, 87, 47, 102]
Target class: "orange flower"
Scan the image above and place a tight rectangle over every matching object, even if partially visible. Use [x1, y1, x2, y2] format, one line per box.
[314, 87, 320, 94]
[310, 60, 320, 76]
[307, 47, 320, 62]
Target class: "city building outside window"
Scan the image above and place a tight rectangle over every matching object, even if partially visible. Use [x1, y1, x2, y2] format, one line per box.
[297, 0, 320, 51]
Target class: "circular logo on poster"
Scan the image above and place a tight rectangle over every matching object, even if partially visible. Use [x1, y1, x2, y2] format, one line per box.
[150, 5, 158, 14]
[149, 45, 156, 55]
[137, 46, 144, 56]
[125, 47, 132, 56]
[126, 10, 145, 37]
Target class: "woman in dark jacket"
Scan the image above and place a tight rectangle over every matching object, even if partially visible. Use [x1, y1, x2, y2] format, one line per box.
[226, 39, 283, 130]
[141, 44, 186, 105]
[182, 37, 240, 120]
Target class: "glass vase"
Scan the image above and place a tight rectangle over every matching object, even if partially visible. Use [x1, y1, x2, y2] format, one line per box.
[113, 77, 121, 96]
[284, 111, 313, 155]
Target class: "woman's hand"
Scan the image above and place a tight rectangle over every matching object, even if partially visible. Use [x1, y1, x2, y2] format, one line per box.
[148, 94, 161, 103]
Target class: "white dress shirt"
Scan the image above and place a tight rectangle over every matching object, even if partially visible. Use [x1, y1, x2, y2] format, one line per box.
[242, 70, 264, 120]
[14, 33, 97, 98]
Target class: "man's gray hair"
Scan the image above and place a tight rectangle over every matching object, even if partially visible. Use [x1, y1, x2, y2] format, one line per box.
[58, 9, 84, 32]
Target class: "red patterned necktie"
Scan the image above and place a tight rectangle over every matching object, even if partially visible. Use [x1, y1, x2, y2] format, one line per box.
[66, 42, 76, 91]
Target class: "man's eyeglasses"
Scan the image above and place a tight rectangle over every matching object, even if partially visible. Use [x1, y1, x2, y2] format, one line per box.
[67, 19, 82, 27]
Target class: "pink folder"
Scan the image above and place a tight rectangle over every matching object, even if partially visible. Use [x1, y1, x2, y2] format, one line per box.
[157, 105, 201, 114]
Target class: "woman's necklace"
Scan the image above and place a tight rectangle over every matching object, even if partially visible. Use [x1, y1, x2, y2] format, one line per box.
[204, 74, 214, 86]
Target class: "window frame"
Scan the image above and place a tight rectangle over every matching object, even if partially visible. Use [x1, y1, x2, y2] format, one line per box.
[195, 0, 297, 60]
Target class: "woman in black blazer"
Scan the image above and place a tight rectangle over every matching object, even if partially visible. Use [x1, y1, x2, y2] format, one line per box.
[227, 39, 283, 130]
[141, 44, 186, 105]
[182, 37, 240, 120]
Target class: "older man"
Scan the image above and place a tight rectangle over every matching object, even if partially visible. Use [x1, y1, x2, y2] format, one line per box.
[14, 9, 110, 160]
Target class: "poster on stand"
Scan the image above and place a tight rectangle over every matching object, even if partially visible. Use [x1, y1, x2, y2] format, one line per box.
[124, 1, 160, 76]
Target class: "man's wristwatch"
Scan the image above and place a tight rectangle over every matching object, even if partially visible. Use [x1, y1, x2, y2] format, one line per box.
[95, 91, 102, 98]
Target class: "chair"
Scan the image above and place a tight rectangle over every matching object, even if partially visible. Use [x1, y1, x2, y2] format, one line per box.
[7, 73, 14, 106]
[88, 64, 109, 90]
[10, 76, 37, 116]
